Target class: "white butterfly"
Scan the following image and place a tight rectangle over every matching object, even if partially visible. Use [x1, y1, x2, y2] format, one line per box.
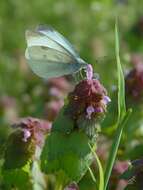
[25, 25, 87, 79]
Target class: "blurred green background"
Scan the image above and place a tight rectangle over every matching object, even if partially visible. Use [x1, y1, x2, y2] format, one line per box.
[1, 0, 143, 189]
[0, 0, 142, 118]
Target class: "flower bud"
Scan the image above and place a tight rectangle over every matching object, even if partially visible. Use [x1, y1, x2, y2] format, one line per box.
[13, 117, 52, 146]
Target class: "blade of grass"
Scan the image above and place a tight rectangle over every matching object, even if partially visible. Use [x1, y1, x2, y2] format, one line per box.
[115, 19, 126, 122]
[104, 19, 132, 190]
[104, 109, 132, 190]
[89, 144, 104, 190]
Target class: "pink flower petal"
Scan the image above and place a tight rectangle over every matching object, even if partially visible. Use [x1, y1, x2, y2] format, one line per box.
[103, 96, 111, 104]
[86, 64, 93, 80]
[86, 105, 95, 119]
[22, 128, 31, 142]
[94, 107, 103, 113]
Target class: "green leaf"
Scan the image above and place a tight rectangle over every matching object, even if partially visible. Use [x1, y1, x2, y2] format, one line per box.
[41, 131, 93, 182]
[1, 130, 37, 189]
[3, 130, 35, 170]
[61, 152, 92, 181]
[2, 162, 32, 190]
[52, 107, 74, 134]
[42, 131, 91, 161]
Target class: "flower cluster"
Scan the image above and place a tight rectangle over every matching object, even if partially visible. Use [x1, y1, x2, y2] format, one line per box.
[65, 64, 110, 137]
[13, 117, 51, 146]
[66, 64, 110, 122]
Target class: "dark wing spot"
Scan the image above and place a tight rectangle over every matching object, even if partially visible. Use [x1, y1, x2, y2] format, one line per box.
[41, 46, 48, 50]
[43, 54, 47, 58]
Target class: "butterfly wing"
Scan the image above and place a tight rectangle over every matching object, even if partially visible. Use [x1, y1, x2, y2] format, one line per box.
[37, 25, 79, 58]
[25, 27, 86, 79]
[25, 47, 81, 79]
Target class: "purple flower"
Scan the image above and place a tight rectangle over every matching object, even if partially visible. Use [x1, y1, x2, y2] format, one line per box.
[86, 64, 93, 80]
[64, 64, 111, 138]
[13, 117, 52, 146]
[22, 128, 31, 142]
[94, 107, 103, 113]
[102, 96, 111, 105]
[66, 78, 110, 120]
[86, 105, 95, 119]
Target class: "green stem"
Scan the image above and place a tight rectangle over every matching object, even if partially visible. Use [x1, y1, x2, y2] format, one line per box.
[104, 109, 132, 190]
[89, 144, 104, 190]
[55, 171, 68, 190]
[87, 165, 96, 183]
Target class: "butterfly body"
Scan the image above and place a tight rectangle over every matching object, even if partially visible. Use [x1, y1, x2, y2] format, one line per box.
[25, 26, 87, 79]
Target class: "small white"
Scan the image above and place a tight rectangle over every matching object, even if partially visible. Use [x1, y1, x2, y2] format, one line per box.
[25, 25, 87, 79]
